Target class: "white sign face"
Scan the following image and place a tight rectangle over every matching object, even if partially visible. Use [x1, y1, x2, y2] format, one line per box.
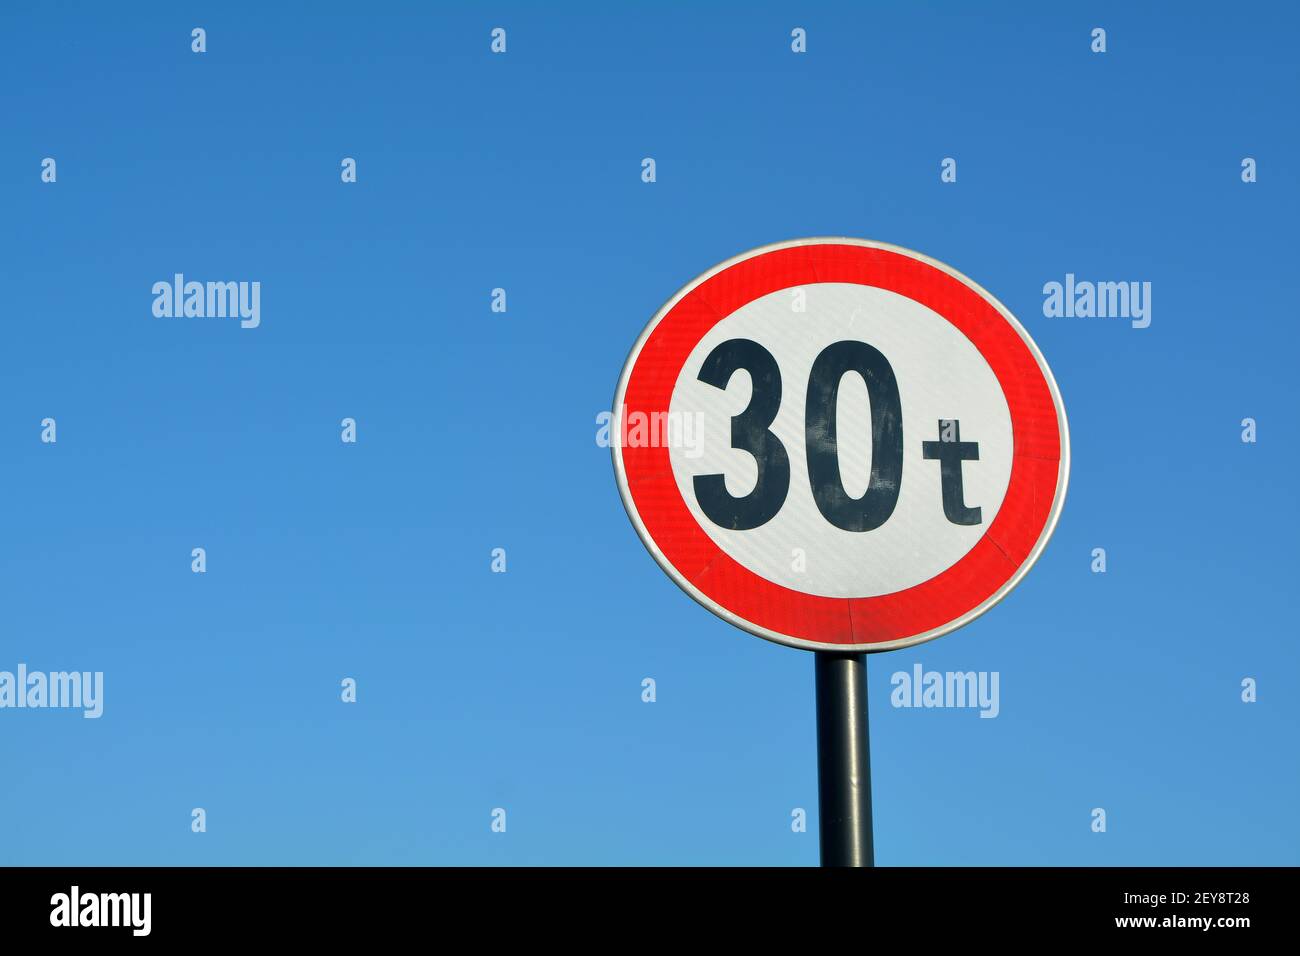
[668, 283, 1015, 598]
[614, 238, 1069, 653]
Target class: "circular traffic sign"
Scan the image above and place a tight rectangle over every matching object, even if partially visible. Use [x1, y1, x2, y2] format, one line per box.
[611, 238, 1069, 653]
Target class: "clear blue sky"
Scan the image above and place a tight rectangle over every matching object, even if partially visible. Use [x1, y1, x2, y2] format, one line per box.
[1, 1, 1295, 866]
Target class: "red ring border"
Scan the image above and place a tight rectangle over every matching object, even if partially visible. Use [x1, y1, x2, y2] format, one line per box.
[616, 241, 1065, 649]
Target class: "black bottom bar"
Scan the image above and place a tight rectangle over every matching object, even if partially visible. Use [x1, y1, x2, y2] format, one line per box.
[0, 867, 1281, 942]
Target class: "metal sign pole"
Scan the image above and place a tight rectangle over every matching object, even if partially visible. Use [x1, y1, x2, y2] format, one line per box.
[815, 652, 874, 867]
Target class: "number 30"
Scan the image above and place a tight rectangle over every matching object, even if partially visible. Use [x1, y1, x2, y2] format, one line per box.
[692, 338, 904, 532]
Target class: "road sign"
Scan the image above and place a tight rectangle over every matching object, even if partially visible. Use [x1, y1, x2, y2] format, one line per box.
[612, 238, 1069, 653]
